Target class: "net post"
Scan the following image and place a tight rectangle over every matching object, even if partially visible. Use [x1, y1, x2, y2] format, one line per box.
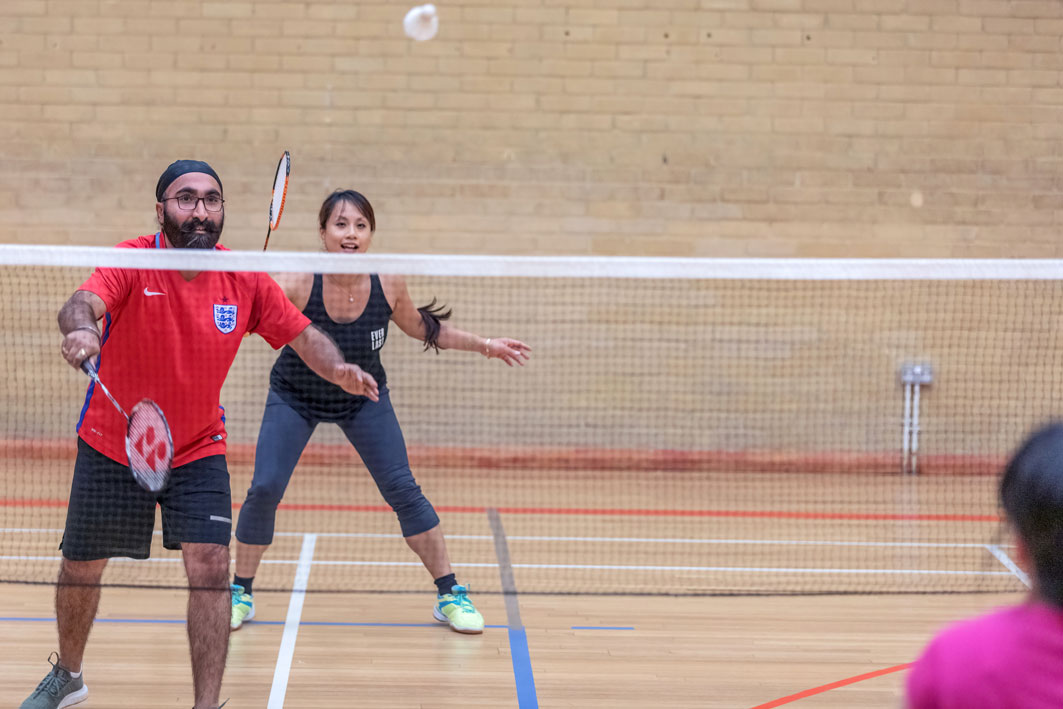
[912, 382, 923, 475]
[899, 363, 934, 475]
[902, 380, 912, 475]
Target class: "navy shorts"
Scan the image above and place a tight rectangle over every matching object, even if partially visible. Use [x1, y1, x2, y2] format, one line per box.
[60, 438, 233, 560]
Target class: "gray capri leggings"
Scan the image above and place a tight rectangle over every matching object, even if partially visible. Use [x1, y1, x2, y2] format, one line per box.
[235, 387, 440, 545]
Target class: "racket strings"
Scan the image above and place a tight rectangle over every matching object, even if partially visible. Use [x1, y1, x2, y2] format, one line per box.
[126, 400, 173, 492]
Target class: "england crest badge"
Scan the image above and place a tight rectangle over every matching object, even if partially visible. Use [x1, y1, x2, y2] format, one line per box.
[213, 304, 238, 334]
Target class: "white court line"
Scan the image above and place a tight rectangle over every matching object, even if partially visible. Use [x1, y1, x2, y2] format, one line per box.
[985, 544, 1031, 588]
[268, 533, 316, 709]
[0, 555, 1015, 576]
[512, 564, 1013, 576]
[500, 536, 1002, 548]
[265, 560, 1014, 576]
[270, 531, 1011, 548]
[2, 528, 1012, 550]
[258, 560, 1017, 576]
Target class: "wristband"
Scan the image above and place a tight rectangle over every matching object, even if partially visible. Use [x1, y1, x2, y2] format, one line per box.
[70, 325, 101, 340]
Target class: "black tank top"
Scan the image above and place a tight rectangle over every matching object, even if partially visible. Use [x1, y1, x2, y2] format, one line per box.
[270, 274, 391, 421]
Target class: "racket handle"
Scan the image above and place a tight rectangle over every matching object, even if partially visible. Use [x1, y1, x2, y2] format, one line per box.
[80, 358, 97, 377]
[79, 358, 127, 420]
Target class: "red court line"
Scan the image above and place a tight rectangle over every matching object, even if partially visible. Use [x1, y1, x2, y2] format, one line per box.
[0, 439, 1005, 475]
[749, 663, 912, 708]
[0, 498, 1001, 522]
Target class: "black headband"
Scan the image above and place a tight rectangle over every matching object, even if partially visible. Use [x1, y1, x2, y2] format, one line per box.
[155, 160, 222, 202]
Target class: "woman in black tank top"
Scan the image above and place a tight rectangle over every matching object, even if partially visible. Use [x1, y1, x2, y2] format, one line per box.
[231, 190, 531, 635]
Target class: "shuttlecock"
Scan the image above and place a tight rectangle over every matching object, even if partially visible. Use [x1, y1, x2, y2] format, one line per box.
[404, 4, 439, 41]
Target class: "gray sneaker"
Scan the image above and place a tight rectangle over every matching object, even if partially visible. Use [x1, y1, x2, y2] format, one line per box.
[20, 653, 88, 709]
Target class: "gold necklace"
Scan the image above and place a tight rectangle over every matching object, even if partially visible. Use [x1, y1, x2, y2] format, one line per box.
[327, 274, 358, 303]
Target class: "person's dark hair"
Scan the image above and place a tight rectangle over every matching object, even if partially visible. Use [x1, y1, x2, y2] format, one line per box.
[1000, 422, 1063, 607]
[319, 189, 375, 232]
[417, 297, 452, 353]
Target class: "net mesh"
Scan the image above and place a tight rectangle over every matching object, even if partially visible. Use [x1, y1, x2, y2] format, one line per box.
[0, 248, 1052, 596]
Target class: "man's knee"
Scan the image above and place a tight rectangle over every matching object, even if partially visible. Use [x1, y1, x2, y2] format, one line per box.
[183, 543, 230, 587]
[58, 558, 107, 586]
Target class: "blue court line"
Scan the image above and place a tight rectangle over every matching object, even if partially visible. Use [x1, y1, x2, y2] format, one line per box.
[508, 627, 537, 708]
[0, 617, 632, 631]
[487, 508, 538, 709]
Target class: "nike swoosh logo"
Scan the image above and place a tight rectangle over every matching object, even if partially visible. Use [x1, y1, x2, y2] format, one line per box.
[144, 288, 166, 297]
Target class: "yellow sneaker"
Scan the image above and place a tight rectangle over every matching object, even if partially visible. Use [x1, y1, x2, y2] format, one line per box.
[432, 584, 484, 634]
[230, 584, 255, 631]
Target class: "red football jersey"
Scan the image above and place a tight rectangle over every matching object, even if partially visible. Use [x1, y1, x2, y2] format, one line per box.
[76, 233, 310, 466]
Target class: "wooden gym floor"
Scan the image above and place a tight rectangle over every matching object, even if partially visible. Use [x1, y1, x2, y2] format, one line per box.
[1, 463, 1026, 708]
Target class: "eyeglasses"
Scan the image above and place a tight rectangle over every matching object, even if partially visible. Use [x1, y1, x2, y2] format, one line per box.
[162, 194, 225, 212]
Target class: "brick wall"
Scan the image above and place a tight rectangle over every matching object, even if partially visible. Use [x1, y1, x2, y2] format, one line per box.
[2, 0, 1062, 256]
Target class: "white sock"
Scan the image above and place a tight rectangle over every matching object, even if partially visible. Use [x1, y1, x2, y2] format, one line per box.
[68, 668, 82, 678]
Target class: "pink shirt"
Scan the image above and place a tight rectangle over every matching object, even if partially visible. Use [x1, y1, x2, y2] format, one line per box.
[907, 601, 1063, 709]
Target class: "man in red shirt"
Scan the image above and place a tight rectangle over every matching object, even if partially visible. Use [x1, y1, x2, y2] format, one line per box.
[20, 160, 377, 709]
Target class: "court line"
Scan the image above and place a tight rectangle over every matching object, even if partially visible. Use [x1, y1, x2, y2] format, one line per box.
[985, 544, 1031, 588]
[502, 564, 1012, 576]
[478, 507, 1000, 522]
[0, 554, 1017, 576]
[488, 508, 539, 709]
[268, 533, 316, 709]
[267, 560, 1014, 577]
[2, 527, 1012, 549]
[498, 536, 1005, 548]
[0, 499, 1002, 522]
[748, 663, 912, 708]
[571, 626, 634, 630]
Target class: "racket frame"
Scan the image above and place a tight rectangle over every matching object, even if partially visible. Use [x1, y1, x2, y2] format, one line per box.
[263, 150, 291, 251]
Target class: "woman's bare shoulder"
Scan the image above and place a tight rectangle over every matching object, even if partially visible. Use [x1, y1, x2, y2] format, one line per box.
[272, 271, 314, 310]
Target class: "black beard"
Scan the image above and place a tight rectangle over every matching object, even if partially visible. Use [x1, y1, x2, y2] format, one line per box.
[162, 210, 223, 249]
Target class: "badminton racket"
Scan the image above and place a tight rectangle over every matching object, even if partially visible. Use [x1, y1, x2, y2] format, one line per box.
[263, 150, 290, 250]
[81, 356, 173, 493]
